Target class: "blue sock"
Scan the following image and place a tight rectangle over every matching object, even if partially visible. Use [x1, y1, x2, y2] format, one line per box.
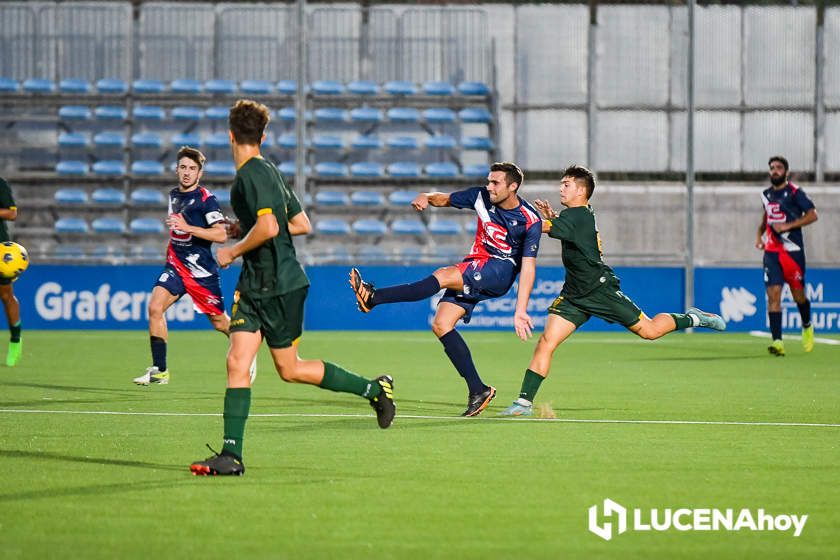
[797, 301, 811, 328]
[372, 275, 441, 307]
[150, 336, 167, 371]
[439, 330, 486, 395]
[768, 312, 782, 340]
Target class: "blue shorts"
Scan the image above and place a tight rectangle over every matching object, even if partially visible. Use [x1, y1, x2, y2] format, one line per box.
[154, 264, 225, 316]
[763, 250, 806, 290]
[439, 258, 516, 323]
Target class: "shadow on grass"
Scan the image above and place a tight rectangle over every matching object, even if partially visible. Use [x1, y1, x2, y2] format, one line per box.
[627, 355, 762, 362]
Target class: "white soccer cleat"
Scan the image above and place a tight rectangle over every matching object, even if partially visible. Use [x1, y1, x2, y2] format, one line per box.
[133, 366, 170, 385]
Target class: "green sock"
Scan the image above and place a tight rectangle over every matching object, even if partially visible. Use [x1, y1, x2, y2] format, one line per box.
[669, 313, 694, 330]
[9, 321, 21, 343]
[222, 388, 251, 460]
[320, 361, 381, 399]
[518, 369, 545, 403]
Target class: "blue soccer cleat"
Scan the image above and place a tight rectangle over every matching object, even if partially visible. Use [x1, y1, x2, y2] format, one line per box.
[499, 398, 533, 417]
[686, 307, 726, 331]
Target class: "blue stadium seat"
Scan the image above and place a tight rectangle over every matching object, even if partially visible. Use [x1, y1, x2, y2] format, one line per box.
[458, 81, 490, 96]
[56, 161, 89, 175]
[205, 132, 230, 149]
[398, 245, 425, 265]
[425, 135, 457, 149]
[356, 245, 391, 264]
[92, 188, 126, 204]
[205, 79, 237, 94]
[23, 78, 55, 94]
[387, 162, 420, 178]
[459, 107, 492, 123]
[171, 79, 203, 94]
[261, 133, 275, 149]
[214, 189, 231, 205]
[133, 105, 165, 121]
[347, 80, 380, 95]
[350, 107, 383, 123]
[90, 245, 124, 260]
[59, 79, 91, 94]
[312, 80, 344, 95]
[132, 79, 165, 94]
[171, 132, 201, 148]
[94, 132, 127, 148]
[423, 108, 456, 124]
[54, 188, 88, 205]
[316, 218, 351, 235]
[384, 81, 417, 96]
[131, 244, 163, 260]
[464, 220, 478, 234]
[436, 245, 466, 263]
[93, 160, 126, 176]
[277, 80, 298, 95]
[425, 162, 458, 177]
[314, 108, 347, 122]
[59, 105, 92, 120]
[422, 81, 455, 96]
[204, 161, 236, 176]
[54, 244, 87, 259]
[462, 136, 494, 151]
[132, 132, 163, 148]
[352, 135, 383, 150]
[96, 78, 128, 94]
[315, 162, 349, 177]
[95, 105, 127, 120]
[240, 80, 274, 95]
[130, 188, 164, 205]
[58, 132, 89, 148]
[205, 106, 230, 120]
[92, 217, 126, 234]
[391, 218, 426, 235]
[350, 162, 384, 177]
[0, 77, 19, 93]
[131, 160, 164, 176]
[278, 161, 297, 176]
[312, 135, 344, 150]
[350, 191, 385, 206]
[55, 218, 89, 234]
[315, 191, 349, 206]
[388, 190, 419, 205]
[277, 107, 297, 122]
[387, 107, 420, 123]
[278, 134, 298, 150]
[464, 164, 490, 178]
[428, 219, 462, 235]
[172, 106, 204, 121]
[352, 219, 388, 236]
[387, 136, 419, 150]
[129, 217, 164, 234]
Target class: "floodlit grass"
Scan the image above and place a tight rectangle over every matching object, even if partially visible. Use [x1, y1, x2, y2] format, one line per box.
[1, 330, 838, 559]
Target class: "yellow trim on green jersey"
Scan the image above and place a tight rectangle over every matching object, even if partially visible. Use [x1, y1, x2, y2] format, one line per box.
[256, 208, 273, 216]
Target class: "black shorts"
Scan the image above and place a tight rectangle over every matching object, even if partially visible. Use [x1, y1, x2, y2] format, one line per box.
[230, 287, 308, 349]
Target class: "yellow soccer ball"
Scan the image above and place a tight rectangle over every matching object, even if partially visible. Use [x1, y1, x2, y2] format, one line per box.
[0, 241, 29, 280]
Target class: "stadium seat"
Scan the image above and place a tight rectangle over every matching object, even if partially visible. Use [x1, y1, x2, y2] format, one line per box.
[205, 106, 230, 120]
[391, 218, 426, 235]
[94, 132, 127, 148]
[464, 164, 490, 178]
[350, 162, 384, 177]
[436, 245, 466, 263]
[425, 135, 457, 149]
[387, 107, 420, 123]
[133, 105, 165, 121]
[130, 188, 165, 205]
[95, 105, 127, 120]
[59, 79, 91, 94]
[388, 190, 419, 205]
[316, 218, 351, 235]
[129, 217, 164, 234]
[352, 135, 383, 150]
[240, 80, 274, 95]
[54, 244, 87, 258]
[0, 77, 19, 93]
[96, 78, 128, 94]
[54, 188, 88, 205]
[204, 79, 237, 94]
[172, 106, 204, 121]
[428, 219, 462, 235]
[459, 107, 493, 123]
[347, 80, 380, 95]
[90, 244, 124, 260]
[131, 244, 163, 260]
[204, 132, 230, 149]
[425, 162, 458, 177]
[462, 136, 494, 151]
[320, 246, 353, 264]
[315, 162, 349, 177]
[213, 189, 231, 205]
[92, 217, 126, 234]
[276, 80, 298, 95]
[314, 108, 347, 122]
[56, 161, 90, 175]
[55, 217, 89, 234]
[93, 160, 127, 176]
[464, 219, 478, 234]
[356, 245, 391, 263]
[277, 106, 311, 121]
[387, 162, 421, 178]
[312, 135, 344, 150]
[352, 219, 388, 236]
[458, 81, 491, 96]
[133, 79, 166, 94]
[384, 81, 417, 95]
[398, 245, 425, 265]
[59, 105, 92, 120]
[423, 108, 456, 123]
[171, 132, 201, 148]
[311, 80, 344, 95]
[92, 188, 126, 204]
[315, 191, 350, 206]
[131, 160, 164, 176]
[23, 78, 55, 94]
[350, 191, 385, 206]
[260, 133, 275, 149]
[204, 161, 236, 176]
[422, 81, 455, 96]
[278, 134, 298, 150]
[171, 79, 203, 94]
[58, 132, 89, 148]
[278, 161, 297, 176]
[387, 136, 419, 150]
[350, 107, 383, 123]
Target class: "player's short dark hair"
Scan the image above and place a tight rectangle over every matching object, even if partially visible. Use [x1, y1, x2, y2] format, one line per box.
[768, 155, 789, 172]
[229, 99, 270, 145]
[490, 161, 524, 191]
[563, 164, 596, 199]
[176, 146, 206, 169]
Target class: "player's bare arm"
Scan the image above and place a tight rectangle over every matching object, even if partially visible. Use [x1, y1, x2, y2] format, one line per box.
[771, 207, 818, 233]
[514, 256, 537, 341]
[411, 192, 451, 211]
[755, 212, 767, 250]
[217, 212, 279, 268]
[288, 210, 312, 236]
[166, 213, 227, 243]
[0, 208, 17, 221]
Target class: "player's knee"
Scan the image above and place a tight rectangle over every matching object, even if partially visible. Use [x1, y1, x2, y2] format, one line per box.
[148, 301, 165, 319]
[431, 319, 451, 337]
[276, 362, 303, 383]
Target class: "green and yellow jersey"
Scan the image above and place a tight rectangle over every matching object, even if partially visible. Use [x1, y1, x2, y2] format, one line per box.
[0, 177, 16, 242]
[230, 157, 309, 298]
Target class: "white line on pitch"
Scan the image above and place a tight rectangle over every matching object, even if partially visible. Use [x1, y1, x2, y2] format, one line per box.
[749, 330, 840, 345]
[0, 408, 837, 428]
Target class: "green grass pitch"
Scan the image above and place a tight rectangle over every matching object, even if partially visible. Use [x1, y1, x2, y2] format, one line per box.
[1, 330, 838, 559]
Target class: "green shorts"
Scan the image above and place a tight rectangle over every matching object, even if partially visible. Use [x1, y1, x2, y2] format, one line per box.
[548, 279, 643, 328]
[230, 286, 308, 349]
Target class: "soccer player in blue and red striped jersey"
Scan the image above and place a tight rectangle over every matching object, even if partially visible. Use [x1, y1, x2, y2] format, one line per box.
[756, 155, 818, 356]
[350, 162, 542, 417]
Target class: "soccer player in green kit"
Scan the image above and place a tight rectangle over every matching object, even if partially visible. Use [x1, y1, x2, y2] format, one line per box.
[0, 177, 22, 366]
[190, 100, 395, 475]
[500, 165, 726, 416]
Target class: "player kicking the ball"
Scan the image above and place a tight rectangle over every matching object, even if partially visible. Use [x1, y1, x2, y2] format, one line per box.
[500, 165, 726, 417]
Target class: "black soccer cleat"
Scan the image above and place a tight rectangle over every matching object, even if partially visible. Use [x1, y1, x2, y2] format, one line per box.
[190, 445, 245, 476]
[369, 375, 395, 428]
[462, 385, 496, 417]
[349, 267, 376, 313]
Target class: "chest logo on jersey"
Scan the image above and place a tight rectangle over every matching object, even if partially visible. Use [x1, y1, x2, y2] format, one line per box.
[765, 202, 786, 223]
[483, 222, 511, 252]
